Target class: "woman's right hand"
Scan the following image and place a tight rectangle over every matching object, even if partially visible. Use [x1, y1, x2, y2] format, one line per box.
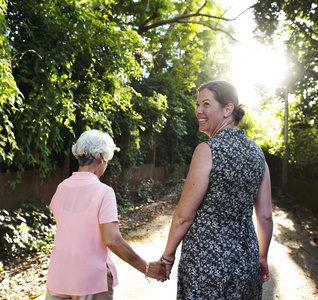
[259, 257, 270, 283]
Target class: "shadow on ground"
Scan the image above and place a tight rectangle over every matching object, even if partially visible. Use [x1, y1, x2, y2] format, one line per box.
[272, 195, 318, 287]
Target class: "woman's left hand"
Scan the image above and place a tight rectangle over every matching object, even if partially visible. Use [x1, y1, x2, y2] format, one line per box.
[158, 256, 174, 280]
[147, 261, 167, 282]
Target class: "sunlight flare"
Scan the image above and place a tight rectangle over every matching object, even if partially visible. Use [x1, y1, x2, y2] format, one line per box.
[251, 48, 287, 88]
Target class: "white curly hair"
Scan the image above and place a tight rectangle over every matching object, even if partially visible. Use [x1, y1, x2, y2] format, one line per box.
[72, 129, 117, 166]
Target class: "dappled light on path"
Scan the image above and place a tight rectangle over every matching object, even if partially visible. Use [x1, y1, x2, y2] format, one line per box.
[113, 214, 181, 300]
[113, 198, 318, 300]
[262, 199, 318, 299]
[3, 186, 316, 300]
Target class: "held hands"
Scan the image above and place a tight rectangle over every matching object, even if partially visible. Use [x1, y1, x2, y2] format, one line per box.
[158, 255, 175, 280]
[144, 255, 175, 282]
[145, 261, 167, 282]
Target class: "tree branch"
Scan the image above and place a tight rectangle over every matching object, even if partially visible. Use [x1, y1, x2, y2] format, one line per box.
[138, 3, 259, 33]
[139, 12, 234, 34]
[175, 20, 241, 44]
[232, 3, 259, 21]
[137, 3, 259, 45]
[196, 0, 208, 14]
[139, 2, 160, 31]
[139, 13, 231, 36]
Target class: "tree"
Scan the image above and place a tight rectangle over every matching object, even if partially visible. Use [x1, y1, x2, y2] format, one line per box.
[125, 0, 235, 166]
[3, 0, 239, 182]
[253, 0, 318, 181]
[0, 0, 22, 175]
[6, 0, 148, 179]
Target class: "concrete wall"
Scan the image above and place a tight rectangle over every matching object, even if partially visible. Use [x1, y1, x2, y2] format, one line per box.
[0, 164, 189, 210]
[0, 168, 69, 210]
[2, 160, 317, 213]
[118, 164, 189, 190]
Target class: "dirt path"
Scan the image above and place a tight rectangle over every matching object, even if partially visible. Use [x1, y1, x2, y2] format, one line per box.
[1, 182, 318, 299]
[111, 191, 318, 300]
[263, 195, 318, 299]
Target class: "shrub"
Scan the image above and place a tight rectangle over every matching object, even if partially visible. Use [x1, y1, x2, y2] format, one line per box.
[136, 179, 154, 203]
[0, 198, 56, 258]
[113, 181, 131, 214]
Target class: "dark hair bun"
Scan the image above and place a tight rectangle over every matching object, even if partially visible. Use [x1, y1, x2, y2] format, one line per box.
[234, 104, 245, 126]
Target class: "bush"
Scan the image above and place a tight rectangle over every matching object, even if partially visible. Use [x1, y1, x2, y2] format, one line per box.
[136, 179, 154, 203]
[0, 179, 157, 259]
[113, 181, 131, 214]
[112, 178, 155, 213]
[0, 198, 56, 258]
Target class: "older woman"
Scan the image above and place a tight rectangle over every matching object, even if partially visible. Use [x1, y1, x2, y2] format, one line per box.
[46, 129, 165, 300]
[160, 81, 273, 299]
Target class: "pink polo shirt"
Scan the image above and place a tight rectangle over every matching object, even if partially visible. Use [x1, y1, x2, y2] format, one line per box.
[46, 172, 119, 296]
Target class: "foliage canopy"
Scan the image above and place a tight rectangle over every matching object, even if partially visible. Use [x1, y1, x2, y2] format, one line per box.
[1, 0, 235, 183]
[253, 0, 318, 181]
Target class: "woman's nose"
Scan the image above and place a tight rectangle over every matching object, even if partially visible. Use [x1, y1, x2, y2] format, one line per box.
[196, 105, 202, 114]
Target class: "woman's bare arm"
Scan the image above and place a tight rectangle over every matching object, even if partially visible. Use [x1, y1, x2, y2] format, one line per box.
[254, 163, 273, 283]
[100, 222, 166, 281]
[162, 142, 212, 264]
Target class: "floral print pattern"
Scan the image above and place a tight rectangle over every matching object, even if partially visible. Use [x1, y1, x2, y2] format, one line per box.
[177, 129, 265, 300]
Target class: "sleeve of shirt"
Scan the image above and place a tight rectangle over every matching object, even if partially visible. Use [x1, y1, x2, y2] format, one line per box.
[99, 187, 119, 224]
[49, 187, 59, 216]
[49, 184, 62, 226]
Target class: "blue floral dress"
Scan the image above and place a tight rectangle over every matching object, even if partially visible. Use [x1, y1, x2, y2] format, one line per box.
[177, 129, 265, 299]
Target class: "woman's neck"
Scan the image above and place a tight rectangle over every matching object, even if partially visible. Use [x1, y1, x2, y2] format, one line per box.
[208, 122, 235, 138]
[78, 163, 99, 177]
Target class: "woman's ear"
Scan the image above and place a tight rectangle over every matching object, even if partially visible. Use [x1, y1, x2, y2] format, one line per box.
[98, 157, 104, 166]
[224, 103, 234, 118]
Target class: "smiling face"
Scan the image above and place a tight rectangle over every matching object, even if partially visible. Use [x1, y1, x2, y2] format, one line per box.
[196, 88, 234, 138]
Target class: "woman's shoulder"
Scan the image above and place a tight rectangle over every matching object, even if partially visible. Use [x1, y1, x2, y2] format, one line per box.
[98, 181, 115, 193]
[195, 141, 212, 154]
[192, 142, 213, 165]
[244, 135, 264, 152]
